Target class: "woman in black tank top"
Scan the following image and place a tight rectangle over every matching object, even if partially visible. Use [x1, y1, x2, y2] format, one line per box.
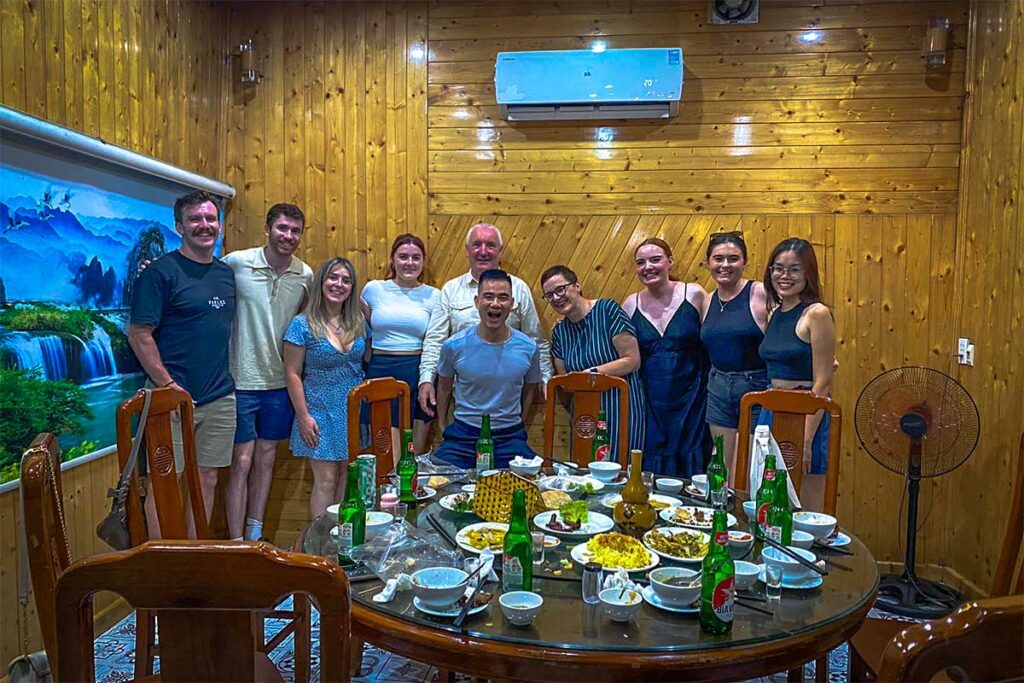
[699, 232, 770, 481]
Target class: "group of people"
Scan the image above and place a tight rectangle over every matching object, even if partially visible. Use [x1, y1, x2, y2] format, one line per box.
[129, 190, 835, 531]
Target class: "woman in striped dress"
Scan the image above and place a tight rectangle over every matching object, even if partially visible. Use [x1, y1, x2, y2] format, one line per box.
[542, 265, 645, 458]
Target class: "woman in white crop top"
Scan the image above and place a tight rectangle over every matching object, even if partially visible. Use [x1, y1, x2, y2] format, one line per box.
[360, 234, 441, 456]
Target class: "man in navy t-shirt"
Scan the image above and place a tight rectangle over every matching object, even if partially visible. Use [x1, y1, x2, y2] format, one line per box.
[129, 190, 236, 536]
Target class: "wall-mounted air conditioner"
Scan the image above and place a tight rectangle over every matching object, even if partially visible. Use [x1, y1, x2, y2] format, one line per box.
[494, 47, 684, 121]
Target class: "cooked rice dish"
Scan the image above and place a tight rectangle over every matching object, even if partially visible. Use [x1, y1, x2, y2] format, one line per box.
[584, 532, 651, 570]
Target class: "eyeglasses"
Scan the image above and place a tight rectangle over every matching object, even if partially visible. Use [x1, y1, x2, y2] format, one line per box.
[770, 264, 804, 278]
[541, 281, 576, 302]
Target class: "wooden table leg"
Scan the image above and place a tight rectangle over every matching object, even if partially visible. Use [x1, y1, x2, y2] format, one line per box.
[788, 665, 804, 682]
[815, 655, 829, 682]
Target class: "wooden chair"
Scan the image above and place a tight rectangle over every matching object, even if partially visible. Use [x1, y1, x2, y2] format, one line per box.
[347, 378, 411, 478]
[55, 540, 352, 683]
[849, 432, 1024, 681]
[19, 433, 71, 667]
[117, 388, 311, 682]
[544, 372, 630, 467]
[874, 594, 1024, 682]
[736, 388, 843, 516]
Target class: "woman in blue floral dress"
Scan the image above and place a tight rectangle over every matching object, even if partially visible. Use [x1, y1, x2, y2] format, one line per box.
[283, 257, 368, 520]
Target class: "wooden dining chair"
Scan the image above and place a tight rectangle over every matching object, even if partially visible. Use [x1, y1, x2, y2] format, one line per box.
[117, 388, 311, 682]
[849, 431, 1024, 681]
[735, 389, 843, 516]
[347, 378, 411, 478]
[544, 372, 630, 467]
[19, 433, 72, 668]
[874, 594, 1024, 682]
[55, 540, 352, 683]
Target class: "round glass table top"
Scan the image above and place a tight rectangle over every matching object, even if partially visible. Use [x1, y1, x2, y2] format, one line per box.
[302, 476, 878, 652]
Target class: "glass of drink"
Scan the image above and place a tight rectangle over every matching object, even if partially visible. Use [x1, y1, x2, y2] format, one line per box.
[765, 564, 783, 600]
[642, 471, 655, 493]
[393, 502, 409, 522]
[531, 532, 545, 566]
[581, 562, 602, 604]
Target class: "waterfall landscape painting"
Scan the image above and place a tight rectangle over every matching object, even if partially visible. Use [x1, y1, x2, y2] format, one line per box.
[0, 133, 213, 483]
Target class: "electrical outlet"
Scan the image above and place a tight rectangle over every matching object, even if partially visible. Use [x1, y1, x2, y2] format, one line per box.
[958, 337, 972, 365]
[965, 344, 975, 367]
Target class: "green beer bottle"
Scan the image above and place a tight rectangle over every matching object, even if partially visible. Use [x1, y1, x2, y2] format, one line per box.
[765, 468, 793, 546]
[706, 434, 728, 509]
[337, 461, 367, 566]
[502, 489, 533, 592]
[699, 508, 735, 635]
[475, 413, 495, 475]
[754, 452, 778, 541]
[592, 409, 610, 462]
[398, 427, 417, 504]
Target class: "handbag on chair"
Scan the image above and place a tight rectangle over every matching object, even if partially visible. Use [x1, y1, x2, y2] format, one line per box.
[97, 388, 154, 550]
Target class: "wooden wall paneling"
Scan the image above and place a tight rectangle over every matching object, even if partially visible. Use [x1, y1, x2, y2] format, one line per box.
[322, 0, 346, 266]
[407, 2, 429, 236]
[112, 0, 128, 147]
[366, 2, 388, 272]
[304, 0, 327, 267]
[0, 0, 25, 110]
[344, 1, 367, 277]
[385, 1, 408, 247]
[43, 0, 65, 126]
[264, 5, 285, 217]
[283, 0, 305, 211]
[22, 0, 44, 118]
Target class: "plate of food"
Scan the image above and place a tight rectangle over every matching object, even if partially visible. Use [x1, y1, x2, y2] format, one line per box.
[419, 475, 450, 489]
[541, 490, 573, 510]
[570, 532, 660, 573]
[414, 485, 437, 501]
[600, 493, 680, 512]
[455, 522, 508, 554]
[414, 587, 493, 618]
[538, 475, 605, 496]
[532, 509, 614, 538]
[439, 492, 475, 513]
[642, 527, 710, 564]
[659, 505, 737, 530]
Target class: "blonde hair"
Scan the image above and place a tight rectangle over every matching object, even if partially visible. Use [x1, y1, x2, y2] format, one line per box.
[304, 257, 365, 345]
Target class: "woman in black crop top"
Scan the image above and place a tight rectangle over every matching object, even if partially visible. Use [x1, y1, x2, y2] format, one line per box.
[699, 232, 770, 481]
[758, 238, 835, 503]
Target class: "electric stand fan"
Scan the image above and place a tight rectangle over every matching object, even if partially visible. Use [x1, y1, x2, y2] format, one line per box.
[855, 366, 979, 618]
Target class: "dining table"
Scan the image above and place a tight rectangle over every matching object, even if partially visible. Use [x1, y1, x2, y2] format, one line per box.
[299, 471, 879, 682]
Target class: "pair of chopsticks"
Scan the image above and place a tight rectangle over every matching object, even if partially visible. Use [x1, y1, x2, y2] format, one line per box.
[540, 455, 583, 472]
[453, 563, 490, 627]
[813, 539, 854, 556]
[762, 536, 828, 576]
[735, 596, 772, 616]
[426, 514, 460, 551]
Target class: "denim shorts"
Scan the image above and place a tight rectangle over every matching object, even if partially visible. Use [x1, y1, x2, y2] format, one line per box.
[705, 367, 770, 430]
[234, 388, 294, 443]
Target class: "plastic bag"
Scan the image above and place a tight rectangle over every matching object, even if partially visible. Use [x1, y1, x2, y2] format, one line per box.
[749, 425, 801, 509]
[350, 519, 463, 582]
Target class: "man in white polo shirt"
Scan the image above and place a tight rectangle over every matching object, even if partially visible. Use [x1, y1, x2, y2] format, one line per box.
[223, 203, 313, 541]
[418, 222, 552, 417]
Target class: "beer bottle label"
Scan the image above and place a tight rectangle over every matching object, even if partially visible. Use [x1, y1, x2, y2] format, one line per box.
[714, 530, 729, 546]
[597, 420, 607, 431]
[595, 444, 610, 461]
[476, 451, 490, 472]
[338, 523, 354, 549]
[503, 554, 524, 591]
[765, 469, 776, 481]
[767, 524, 782, 544]
[757, 503, 771, 529]
[711, 576, 735, 623]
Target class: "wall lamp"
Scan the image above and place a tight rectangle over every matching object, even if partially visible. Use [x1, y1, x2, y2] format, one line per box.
[922, 16, 951, 68]
[235, 39, 262, 86]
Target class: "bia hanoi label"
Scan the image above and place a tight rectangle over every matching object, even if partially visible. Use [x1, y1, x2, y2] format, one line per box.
[714, 530, 729, 546]
[758, 504, 770, 529]
[595, 444, 610, 461]
[712, 576, 735, 623]
[338, 523, 353, 549]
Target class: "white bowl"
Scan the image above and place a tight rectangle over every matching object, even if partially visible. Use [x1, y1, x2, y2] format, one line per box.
[648, 567, 700, 606]
[742, 500, 757, 520]
[598, 587, 643, 622]
[587, 461, 622, 482]
[762, 545, 817, 581]
[691, 474, 708, 495]
[365, 511, 394, 539]
[410, 567, 469, 609]
[499, 591, 543, 626]
[793, 511, 838, 541]
[326, 503, 340, 519]
[509, 461, 542, 477]
[734, 560, 760, 590]
[790, 529, 814, 550]
[728, 529, 755, 560]
[656, 477, 684, 494]
[480, 469, 500, 478]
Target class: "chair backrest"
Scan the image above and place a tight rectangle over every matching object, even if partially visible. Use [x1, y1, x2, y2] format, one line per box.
[19, 432, 71, 662]
[992, 432, 1024, 596]
[115, 387, 208, 542]
[736, 389, 843, 515]
[56, 540, 352, 682]
[544, 372, 630, 467]
[875, 594, 1024, 682]
[347, 378, 411, 478]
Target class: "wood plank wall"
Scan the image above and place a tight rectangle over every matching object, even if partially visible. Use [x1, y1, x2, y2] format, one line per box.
[0, 0, 226, 664]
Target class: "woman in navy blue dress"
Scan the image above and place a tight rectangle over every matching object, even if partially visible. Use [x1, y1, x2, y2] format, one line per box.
[622, 238, 711, 477]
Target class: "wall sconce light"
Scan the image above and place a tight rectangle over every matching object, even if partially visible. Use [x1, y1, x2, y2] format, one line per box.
[922, 16, 951, 68]
[238, 39, 261, 86]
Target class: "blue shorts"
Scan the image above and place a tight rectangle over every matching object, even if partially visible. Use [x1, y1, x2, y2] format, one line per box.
[364, 352, 435, 425]
[756, 388, 831, 475]
[434, 419, 536, 470]
[234, 388, 294, 443]
[705, 367, 770, 429]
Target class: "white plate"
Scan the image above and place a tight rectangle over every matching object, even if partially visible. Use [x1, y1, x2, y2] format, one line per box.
[413, 587, 491, 618]
[538, 475, 605, 494]
[600, 493, 681, 512]
[757, 565, 824, 590]
[415, 486, 437, 501]
[570, 540, 660, 573]
[532, 510, 614, 538]
[817, 531, 852, 548]
[455, 522, 509, 554]
[640, 585, 699, 614]
[641, 527, 710, 564]
[684, 484, 734, 500]
[659, 505, 737, 530]
[461, 484, 476, 493]
[439, 492, 475, 513]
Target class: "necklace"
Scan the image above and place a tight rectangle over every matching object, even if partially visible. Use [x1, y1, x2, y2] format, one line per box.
[716, 281, 745, 313]
[326, 317, 344, 334]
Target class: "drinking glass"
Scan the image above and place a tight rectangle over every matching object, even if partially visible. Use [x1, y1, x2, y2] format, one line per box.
[531, 532, 545, 566]
[765, 564, 783, 600]
[393, 502, 409, 522]
[581, 562, 602, 604]
[642, 471, 655, 493]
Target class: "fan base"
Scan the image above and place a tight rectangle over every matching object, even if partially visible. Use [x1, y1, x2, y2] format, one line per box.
[875, 572, 963, 619]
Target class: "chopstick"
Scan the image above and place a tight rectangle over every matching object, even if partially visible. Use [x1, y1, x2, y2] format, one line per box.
[453, 574, 487, 627]
[426, 514, 460, 550]
[540, 454, 583, 471]
[735, 597, 773, 616]
[813, 540, 854, 556]
[762, 536, 828, 576]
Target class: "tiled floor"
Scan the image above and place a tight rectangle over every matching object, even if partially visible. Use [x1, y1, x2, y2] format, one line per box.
[92, 598, 856, 683]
